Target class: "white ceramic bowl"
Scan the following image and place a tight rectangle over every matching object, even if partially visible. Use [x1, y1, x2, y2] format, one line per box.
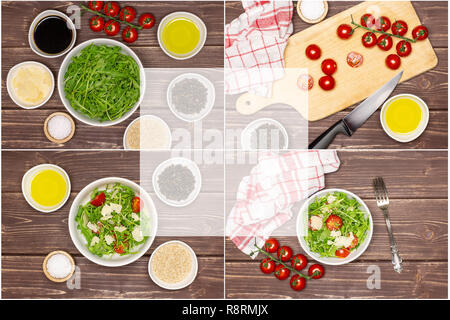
[157, 12, 207, 60]
[123, 115, 172, 150]
[58, 38, 146, 127]
[296, 188, 373, 265]
[167, 73, 215, 122]
[241, 118, 289, 150]
[152, 157, 202, 207]
[22, 164, 71, 213]
[7, 61, 54, 109]
[28, 10, 76, 58]
[148, 240, 198, 290]
[68, 177, 158, 267]
[380, 94, 429, 143]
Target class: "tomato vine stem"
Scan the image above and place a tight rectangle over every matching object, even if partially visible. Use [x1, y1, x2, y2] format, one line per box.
[81, 4, 143, 30]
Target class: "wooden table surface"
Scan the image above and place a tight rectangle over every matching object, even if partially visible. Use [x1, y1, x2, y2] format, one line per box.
[225, 150, 448, 298]
[226, 1, 448, 149]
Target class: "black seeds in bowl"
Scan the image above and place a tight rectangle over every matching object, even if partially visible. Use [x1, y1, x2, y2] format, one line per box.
[250, 124, 286, 149]
[157, 164, 196, 201]
[171, 78, 207, 115]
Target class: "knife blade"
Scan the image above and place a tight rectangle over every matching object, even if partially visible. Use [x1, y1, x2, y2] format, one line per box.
[309, 71, 403, 149]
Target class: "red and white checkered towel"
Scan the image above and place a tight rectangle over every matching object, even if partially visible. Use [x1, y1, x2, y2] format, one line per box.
[226, 150, 340, 257]
[225, 0, 293, 97]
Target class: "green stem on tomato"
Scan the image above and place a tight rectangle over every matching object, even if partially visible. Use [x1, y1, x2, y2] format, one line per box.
[81, 4, 143, 30]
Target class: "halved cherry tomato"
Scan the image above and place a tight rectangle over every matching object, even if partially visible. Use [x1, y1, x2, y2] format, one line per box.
[131, 196, 143, 213]
[119, 6, 136, 23]
[375, 16, 391, 32]
[90, 192, 106, 206]
[392, 20, 408, 36]
[335, 248, 351, 258]
[274, 264, 290, 280]
[326, 214, 342, 231]
[88, 1, 103, 12]
[347, 51, 363, 68]
[319, 75, 335, 91]
[264, 238, 279, 253]
[139, 13, 155, 29]
[122, 26, 138, 43]
[361, 13, 375, 28]
[277, 246, 293, 262]
[291, 254, 307, 271]
[347, 234, 359, 250]
[308, 264, 325, 279]
[386, 54, 401, 70]
[396, 40, 412, 57]
[89, 16, 104, 32]
[104, 20, 120, 36]
[290, 275, 306, 291]
[361, 32, 377, 48]
[377, 35, 393, 51]
[337, 24, 353, 39]
[412, 25, 428, 41]
[104, 1, 120, 17]
[305, 44, 321, 60]
[321, 59, 337, 75]
[297, 74, 313, 91]
[114, 244, 125, 254]
[260, 258, 275, 274]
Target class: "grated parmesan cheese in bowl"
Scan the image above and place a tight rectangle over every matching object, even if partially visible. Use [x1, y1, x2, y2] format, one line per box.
[124, 115, 172, 150]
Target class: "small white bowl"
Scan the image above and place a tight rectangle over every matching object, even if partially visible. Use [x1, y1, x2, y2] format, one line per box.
[123, 115, 172, 150]
[296, 188, 373, 266]
[380, 94, 429, 143]
[28, 10, 77, 58]
[22, 164, 71, 213]
[152, 157, 202, 207]
[157, 12, 207, 60]
[68, 177, 158, 267]
[58, 38, 146, 127]
[148, 240, 198, 290]
[241, 118, 289, 150]
[6, 61, 54, 109]
[167, 73, 215, 122]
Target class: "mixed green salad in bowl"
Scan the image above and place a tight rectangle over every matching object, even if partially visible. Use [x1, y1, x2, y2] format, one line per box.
[296, 189, 373, 265]
[69, 177, 157, 267]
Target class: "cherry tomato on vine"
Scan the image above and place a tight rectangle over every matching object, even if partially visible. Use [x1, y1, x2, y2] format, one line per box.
[290, 275, 306, 291]
[88, 1, 103, 12]
[305, 44, 321, 60]
[104, 20, 120, 36]
[291, 254, 307, 271]
[264, 238, 279, 253]
[385, 54, 401, 70]
[392, 20, 408, 36]
[309, 264, 325, 279]
[297, 74, 314, 91]
[260, 258, 275, 274]
[89, 16, 105, 32]
[361, 32, 377, 48]
[361, 13, 375, 28]
[122, 26, 138, 43]
[119, 6, 136, 23]
[396, 40, 412, 57]
[412, 25, 428, 41]
[347, 52, 364, 68]
[326, 214, 342, 231]
[139, 13, 156, 29]
[335, 248, 351, 258]
[377, 35, 393, 51]
[319, 75, 335, 91]
[277, 246, 293, 262]
[274, 264, 290, 280]
[104, 1, 120, 17]
[347, 234, 359, 250]
[337, 24, 353, 39]
[375, 16, 391, 32]
[321, 59, 337, 75]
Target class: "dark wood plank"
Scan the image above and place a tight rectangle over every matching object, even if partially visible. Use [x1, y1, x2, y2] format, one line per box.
[2, 255, 224, 299]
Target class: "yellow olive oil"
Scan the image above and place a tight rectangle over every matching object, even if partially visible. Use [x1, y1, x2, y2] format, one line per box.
[385, 97, 422, 134]
[31, 169, 67, 207]
[162, 18, 200, 55]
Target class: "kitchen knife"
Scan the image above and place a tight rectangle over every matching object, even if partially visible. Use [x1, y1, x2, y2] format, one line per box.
[309, 71, 403, 149]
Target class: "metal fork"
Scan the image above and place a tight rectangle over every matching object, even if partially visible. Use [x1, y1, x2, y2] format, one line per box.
[372, 177, 403, 273]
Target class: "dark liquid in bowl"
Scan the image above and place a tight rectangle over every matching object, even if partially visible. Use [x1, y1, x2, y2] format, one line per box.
[34, 15, 73, 54]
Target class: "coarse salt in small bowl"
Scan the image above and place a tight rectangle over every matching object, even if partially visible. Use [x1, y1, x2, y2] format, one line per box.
[44, 112, 75, 144]
[43, 250, 75, 283]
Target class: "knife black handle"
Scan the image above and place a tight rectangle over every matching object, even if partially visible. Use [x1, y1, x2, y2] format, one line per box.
[309, 120, 352, 149]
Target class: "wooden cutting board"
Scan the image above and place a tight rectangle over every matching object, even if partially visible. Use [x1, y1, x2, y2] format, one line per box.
[235, 1, 438, 121]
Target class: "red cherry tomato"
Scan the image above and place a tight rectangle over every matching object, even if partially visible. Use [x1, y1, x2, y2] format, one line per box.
[104, 1, 120, 17]
[347, 234, 359, 250]
[89, 16, 104, 32]
[319, 75, 335, 91]
[291, 254, 308, 271]
[347, 51, 363, 68]
[290, 275, 306, 291]
[260, 258, 275, 274]
[131, 196, 143, 213]
[114, 244, 125, 254]
[305, 44, 321, 60]
[385, 54, 401, 70]
[119, 6, 136, 23]
[88, 1, 103, 12]
[361, 32, 377, 48]
[297, 74, 314, 91]
[264, 238, 279, 253]
[139, 13, 155, 29]
[412, 25, 428, 41]
[392, 20, 408, 36]
[274, 264, 290, 280]
[375, 16, 391, 32]
[377, 35, 393, 51]
[308, 264, 325, 279]
[337, 24, 353, 39]
[104, 20, 120, 36]
[122, 26, 138, 43]
[277, 246, 293, 262]
[335, 248, 351, 258]
[321, 59, 337, 75]
[361, 13, 375, 28]
[396, 40, 412, 57]
[90, 192, 106, 206]
[326, 214, 342, 231]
